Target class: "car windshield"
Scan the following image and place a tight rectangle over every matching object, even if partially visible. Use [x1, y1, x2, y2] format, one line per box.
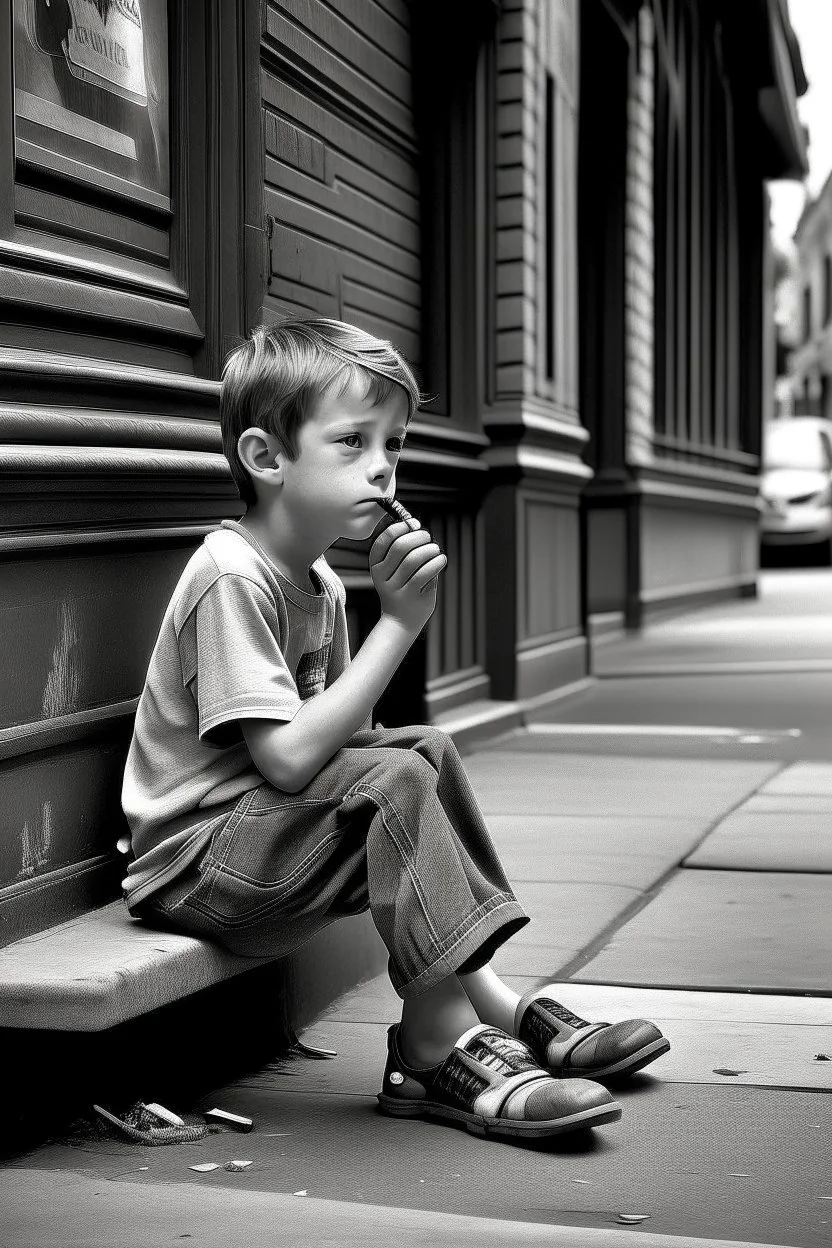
[764, 423, 829, 471]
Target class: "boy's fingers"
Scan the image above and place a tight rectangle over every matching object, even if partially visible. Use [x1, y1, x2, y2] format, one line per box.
[374, 529, 433, 577]
[386, 544, 444, 590]
[369, 519, 419, 564]
[410, 553, 448, 593]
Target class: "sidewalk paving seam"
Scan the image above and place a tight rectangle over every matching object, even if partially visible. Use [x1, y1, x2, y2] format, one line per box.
[554, 763, 788, 982]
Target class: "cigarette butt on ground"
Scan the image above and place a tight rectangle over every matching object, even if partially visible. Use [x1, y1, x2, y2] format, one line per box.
[203, 1108, 254, 1132]
[144, 1103, 185, 1128]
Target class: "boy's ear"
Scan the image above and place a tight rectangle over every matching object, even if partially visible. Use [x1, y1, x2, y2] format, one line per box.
[237, 427, 283, 481]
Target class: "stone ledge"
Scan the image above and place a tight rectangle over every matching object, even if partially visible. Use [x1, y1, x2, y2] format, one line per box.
[0, 900, 387, 1033]
[0, 901, 272, 1031]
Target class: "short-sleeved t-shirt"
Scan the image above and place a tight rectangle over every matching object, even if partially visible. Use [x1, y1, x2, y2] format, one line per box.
[120, 520, 351, 910]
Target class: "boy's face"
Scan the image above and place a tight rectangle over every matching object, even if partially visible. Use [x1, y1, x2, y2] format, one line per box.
[280, 377, 409, 544]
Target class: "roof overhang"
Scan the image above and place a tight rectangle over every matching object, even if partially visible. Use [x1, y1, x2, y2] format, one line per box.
[757, 0, 809, 180]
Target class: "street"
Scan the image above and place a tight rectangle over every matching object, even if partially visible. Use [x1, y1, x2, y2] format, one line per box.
[3, 568, 831, 1248]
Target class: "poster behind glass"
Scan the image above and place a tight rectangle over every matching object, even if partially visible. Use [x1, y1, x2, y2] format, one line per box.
[14, 0, 170, 211]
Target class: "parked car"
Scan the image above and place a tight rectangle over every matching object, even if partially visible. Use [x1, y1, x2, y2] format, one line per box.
[760, 416, 832, 558]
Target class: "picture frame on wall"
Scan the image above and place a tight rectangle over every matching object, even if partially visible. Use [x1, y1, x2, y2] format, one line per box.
[13, 0, 170, 211]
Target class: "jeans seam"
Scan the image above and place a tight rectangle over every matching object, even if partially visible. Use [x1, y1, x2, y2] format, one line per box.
[203, 786, 260, 910]
[213, 829, 342, 893]
[188, 832, 338, 928]
[348, 779, 442, 953]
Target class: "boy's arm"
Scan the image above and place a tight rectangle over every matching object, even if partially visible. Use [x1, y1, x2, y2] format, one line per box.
[241, 518, 446, 793]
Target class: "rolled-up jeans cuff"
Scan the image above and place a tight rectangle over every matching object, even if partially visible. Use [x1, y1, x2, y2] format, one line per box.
[391, 898, 529, 999]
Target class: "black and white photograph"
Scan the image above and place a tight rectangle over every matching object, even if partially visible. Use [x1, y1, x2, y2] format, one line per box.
[0, 2, 829, 1246]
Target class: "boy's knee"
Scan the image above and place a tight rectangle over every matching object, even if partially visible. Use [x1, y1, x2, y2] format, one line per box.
[378, 746, 439, 797]
[413, 725, 456, 764]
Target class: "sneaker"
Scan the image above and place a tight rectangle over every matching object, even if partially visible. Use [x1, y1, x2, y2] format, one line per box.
[515, 988, 670, 1080]
[377, 1021, 622, 1140]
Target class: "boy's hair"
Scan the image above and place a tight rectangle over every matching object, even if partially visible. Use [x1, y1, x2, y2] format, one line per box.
[220, 317, 423, 505]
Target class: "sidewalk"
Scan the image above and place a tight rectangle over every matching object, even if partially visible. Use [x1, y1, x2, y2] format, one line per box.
[3, 570, 831, 1248]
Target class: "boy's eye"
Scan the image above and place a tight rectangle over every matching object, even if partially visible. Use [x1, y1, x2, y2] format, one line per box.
[338, 434, 405, 453]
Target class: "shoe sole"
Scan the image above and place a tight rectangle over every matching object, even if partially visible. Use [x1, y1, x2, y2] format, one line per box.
[561, 1037, 671, 1081]
[376, 1095, 622, 1139]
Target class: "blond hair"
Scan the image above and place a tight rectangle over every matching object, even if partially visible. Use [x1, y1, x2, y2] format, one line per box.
[220, 318, 422, 504]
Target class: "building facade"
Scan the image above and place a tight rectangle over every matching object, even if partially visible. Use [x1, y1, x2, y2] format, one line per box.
[0, 0, 806, 948]
[787, 168, 832, 420]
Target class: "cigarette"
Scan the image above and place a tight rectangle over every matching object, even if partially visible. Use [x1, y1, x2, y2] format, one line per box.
[144, 1103, 185, 1128]
[377, 497, 439, 589]
[204, 1108, 254, 1132]
[377, 497, 420, 528]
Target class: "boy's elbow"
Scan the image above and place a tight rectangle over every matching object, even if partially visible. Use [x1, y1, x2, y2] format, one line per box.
[241, 718, 305, 793]
[258, 752, 305, 794]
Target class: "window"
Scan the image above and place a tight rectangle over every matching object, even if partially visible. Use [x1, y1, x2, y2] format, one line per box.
[1, 1, 257, 374]
[824, 256, 832, 325]
[804, 284, 812, 341]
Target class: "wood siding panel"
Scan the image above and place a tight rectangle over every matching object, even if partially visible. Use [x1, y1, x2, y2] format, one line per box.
[652, 0, 752, 467]
[520, 496, 580, 643]
[421, 505, 483, 687]
[0, 548, 196, 730]
[264, 3, 414, 142]
[262, 2, 420, 360]
[0, 743, 127, 893]
[494, 0, 578, 414]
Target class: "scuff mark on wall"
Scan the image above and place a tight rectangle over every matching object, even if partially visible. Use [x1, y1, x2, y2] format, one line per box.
[42, 596, 81, 719]
[18, 800, 53, 880]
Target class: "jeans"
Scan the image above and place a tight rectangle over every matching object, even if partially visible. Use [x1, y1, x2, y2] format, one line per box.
[138, 724, 529, 998]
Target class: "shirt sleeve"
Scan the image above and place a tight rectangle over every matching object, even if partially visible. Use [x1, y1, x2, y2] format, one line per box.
[187, 573, 303, 747]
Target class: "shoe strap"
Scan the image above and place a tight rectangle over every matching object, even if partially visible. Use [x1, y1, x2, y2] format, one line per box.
[513, 987, 589, 1036]
[544, 1021, 608, 1066]
[434, 1024, 542, 1109]
[515, 990, 611, 1067]
[472, 1068, 553, 1119]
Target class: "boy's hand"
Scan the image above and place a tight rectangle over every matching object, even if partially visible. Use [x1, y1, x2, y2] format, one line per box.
[370, 518, 447, 634]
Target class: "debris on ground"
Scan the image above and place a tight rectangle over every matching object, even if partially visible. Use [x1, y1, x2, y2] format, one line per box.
[190, 1163, 221, 1173]
[144, 1103, 185, 1127]
[203, 1108, 254, 1132]
[813, 1053, 831, 1061]
[293, 1190, 308, 1197]
[287, 1028, 337, 1060]
[616, 1214, 651, 1225]
[224, 1160, 253, 1172]
[92, 1104, 208, 1146]
[712, 1069, 747, 1077]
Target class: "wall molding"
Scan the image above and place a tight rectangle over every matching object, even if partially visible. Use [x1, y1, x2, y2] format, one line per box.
[0, 700, 138, 763]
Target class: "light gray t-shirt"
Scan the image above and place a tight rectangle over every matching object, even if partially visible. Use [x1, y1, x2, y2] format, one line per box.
[121, 520, 351, 910]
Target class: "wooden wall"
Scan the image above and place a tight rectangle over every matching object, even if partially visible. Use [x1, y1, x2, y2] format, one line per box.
[483, 0, 590, 702]
[0, 2, 258, 945]
[261, 0, 421, 363]
[260, 0, 499, 726]
[0, 0, 595, 948]
[580, 0, 764, 630]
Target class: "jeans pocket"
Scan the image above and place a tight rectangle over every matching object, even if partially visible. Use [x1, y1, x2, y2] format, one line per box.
[188, 822, 342, 930]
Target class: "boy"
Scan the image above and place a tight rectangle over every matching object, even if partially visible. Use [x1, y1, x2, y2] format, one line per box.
[121, 318, 669, 1143]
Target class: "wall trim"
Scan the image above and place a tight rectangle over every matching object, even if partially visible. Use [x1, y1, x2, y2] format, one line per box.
[0, 346, 220, 408]
[485, 445, 593, 481]
[0, 524, 220, 554]
[0, 699, 138, 763]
